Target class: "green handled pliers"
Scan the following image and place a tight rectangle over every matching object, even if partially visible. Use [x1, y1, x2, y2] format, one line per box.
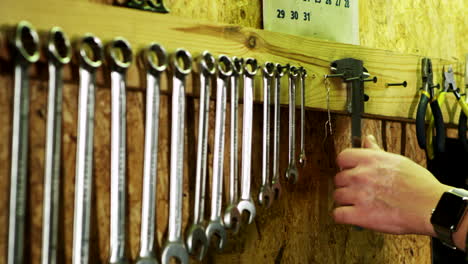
[416, 58, 445, 156]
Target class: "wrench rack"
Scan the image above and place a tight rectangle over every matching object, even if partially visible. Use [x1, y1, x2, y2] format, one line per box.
[0, 0, 465, 263]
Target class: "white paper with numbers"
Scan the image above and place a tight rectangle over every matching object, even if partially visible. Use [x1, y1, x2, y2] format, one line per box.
[263, 0, 359, 45]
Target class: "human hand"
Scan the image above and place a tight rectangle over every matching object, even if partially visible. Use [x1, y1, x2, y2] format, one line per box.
[333, 135, 450, 236]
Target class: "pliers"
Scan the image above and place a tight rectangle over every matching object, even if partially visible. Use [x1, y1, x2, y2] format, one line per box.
[416, 58, 445, 155]
[458, 57, 468, 153]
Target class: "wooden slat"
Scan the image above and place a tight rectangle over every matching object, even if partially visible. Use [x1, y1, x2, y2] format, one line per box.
[0, 0, 465, 124]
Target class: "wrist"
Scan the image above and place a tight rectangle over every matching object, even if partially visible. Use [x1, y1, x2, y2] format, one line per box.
[424, 184, 452, 237]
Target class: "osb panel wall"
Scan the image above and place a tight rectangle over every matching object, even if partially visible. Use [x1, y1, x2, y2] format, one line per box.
[2, 0, 467, 263]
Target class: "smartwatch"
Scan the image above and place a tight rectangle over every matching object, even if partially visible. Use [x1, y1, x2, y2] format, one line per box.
[430, 188, 468, 249]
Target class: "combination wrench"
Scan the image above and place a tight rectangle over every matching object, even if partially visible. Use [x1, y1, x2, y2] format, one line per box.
[258, 62, 275, 208]
[285, 66, 299, 184]
[206, 55, 233, 250]
[72, 34, 103, 264]
[41, 27, 71, 264]
[236, 58, 258, 225]
[271, 64, 288, 201]
[7, 21, 40, 264]
[223, 57, 242, 234]
[298, 67, 307, 167]
[108, 38, 133, 264]
[186, 51, 215, 261]
[136, 43, 168, 264]
[161, 49, 192, 264]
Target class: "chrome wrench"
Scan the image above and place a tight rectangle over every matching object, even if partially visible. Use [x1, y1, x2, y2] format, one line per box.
[285, 66, 299, 184]
[8, 21, 40, 264]
[41, 27, 71, 264]
[72, 34, 103, 264]
[236, 58, 258, 225]
[186, 51, 215, 261]
[161, 49, 192, 264]
[298, 67, 307, 167]
[136, 43, 168, 264]
[271, 64, 288, 201]
[206, 55, 232, 250]
[223, 57, 242, 234]
[258, 62, 275, 208]
[108, 38, 133, 264]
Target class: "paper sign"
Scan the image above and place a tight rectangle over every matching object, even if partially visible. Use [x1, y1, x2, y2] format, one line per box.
[263, 0, 359, 45]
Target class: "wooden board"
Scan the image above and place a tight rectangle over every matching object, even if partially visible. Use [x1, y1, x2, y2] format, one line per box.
[0, 0, 466, 125]
[5, 0, 468, 263]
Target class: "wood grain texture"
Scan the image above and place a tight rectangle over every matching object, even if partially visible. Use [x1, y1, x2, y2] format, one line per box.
[0, 0, 466, 124]
[3, 0, 468, 263]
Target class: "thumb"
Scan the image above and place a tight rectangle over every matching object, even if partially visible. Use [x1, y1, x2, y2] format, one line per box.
[363, 135, 382, 150]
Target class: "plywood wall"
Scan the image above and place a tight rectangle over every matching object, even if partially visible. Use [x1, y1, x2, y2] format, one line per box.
[1, 0, 467, 263]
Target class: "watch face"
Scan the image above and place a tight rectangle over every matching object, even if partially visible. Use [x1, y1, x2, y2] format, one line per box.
[431, 192, 468, 228]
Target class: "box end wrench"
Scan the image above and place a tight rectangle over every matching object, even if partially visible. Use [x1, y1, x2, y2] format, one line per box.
[8, 21, 40, 264]
[258, 62, 275, 208]
[298, 67, 307, 168]
[206, 55, 232, 251]
[271, 63, 289, 201]
[186, 51, 215, 261]
[136, 43, 168, 264]
[285, 66, 299, 184]
[236, 58, 258, 225]
[161, 49, 192, 264]
[223, 57, 243, 234]
[41, 27, 71, 264]
[72, 34, 103, 264]
[107, 37, 133, 264]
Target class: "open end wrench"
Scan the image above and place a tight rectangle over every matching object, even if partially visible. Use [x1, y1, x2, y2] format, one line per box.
[223, 57, 242, 234]
[236, 58, 258, 225]
[298, 67, 307, 167]
[108, 38, 133, 264]
[41, 27, 71, 264]
[161, 49, 192, 264]
[186, 51, 215, 261]
[285, 66, 299, 184]
[8, 21, 40, 264]
[271, 64, 288, 201]
[258, 62, 275, 208]
[136, 43, 168, 264]
[72, 34, 103, 264]
[206, 55, 232, 251]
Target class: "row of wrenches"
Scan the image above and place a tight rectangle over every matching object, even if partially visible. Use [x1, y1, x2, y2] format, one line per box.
[6, 21, 307, 264]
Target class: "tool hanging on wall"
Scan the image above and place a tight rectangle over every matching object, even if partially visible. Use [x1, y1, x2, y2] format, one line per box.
[223, 57, 243, 234]
[271, 63, 288, 201]
[186, 51, 215, 261]
[72, 34, 103, 264]
[137, 43, 167, 264]
[7, 21, 40, 264]
[237, 58, 258, 225]
[285, 66, 299, 184]
[415, 58, 445, 156]
[161, 49, 191, 264]
[206, 55, 232, 251]
[458, 56, 468, 154]
[108, 37, 133, 264]
[299, 67, 307, 167]
[258, 62, 275, 208]
[325, 58, 377, 148]
[41, 26, 71, 264]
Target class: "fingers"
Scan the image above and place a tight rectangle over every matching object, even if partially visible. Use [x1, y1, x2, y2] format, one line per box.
[336, 148, 371, 169]
[363, 135, 382, 150]
[332, 206, 360, 226]
[333, 187, 356, 206]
